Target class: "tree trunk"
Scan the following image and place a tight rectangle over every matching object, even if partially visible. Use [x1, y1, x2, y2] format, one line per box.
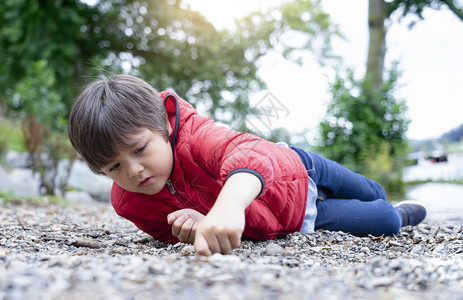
[365, 0, 387, 95]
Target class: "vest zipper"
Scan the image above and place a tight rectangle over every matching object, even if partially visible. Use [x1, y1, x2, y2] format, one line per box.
[166, 179, 177, 195]
[166, 179, 189, 204]
[166, 178, 206, 214]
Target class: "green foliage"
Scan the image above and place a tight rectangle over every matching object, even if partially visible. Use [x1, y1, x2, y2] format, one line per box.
[3, 57, 76, 196]
[235, 0, 339, 136]
[0, 0, 338, 195]
[276, 0, 341, 65]
[317, 63, 409, 193]
[12, 60, 65, 130]
[363, 140, 406, 197]
[359, 0, 462, 195]
[118, 0, 338, 129]
[0, 0, 336, 132]
[134, 0, 268, 129]
[386, 0, 463, 23]
[0, 0, 101, 117]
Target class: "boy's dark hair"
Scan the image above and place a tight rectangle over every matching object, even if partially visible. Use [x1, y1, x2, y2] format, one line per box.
[68, 75, 169, 174]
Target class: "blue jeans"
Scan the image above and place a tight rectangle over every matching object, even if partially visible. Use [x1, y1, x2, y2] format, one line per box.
[291, 147, 401, 237]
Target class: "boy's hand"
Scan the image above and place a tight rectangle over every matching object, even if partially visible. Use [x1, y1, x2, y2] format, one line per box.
[167, 209, 205, 244]
[192, 172, 262, 256]
[194, 205, 244, 256]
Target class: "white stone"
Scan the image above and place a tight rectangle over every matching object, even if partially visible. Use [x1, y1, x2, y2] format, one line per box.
[0, 167, 41, 197]
[66, 160, 112, 202]
[64, 191, 95, 203]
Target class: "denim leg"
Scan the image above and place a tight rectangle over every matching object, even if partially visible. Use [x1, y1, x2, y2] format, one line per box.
[314, 198, 402, 236]
[290, 146, 398, 236]
[290, 147, 386, 201]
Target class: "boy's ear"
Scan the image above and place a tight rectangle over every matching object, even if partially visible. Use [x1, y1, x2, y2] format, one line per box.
[165, 113, 173, 136]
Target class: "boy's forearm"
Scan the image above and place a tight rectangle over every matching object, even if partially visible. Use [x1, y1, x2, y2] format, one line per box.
[213, 172, 262, 212]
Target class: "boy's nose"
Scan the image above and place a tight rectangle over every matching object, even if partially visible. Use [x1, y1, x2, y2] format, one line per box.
[128, 162, 144, 177]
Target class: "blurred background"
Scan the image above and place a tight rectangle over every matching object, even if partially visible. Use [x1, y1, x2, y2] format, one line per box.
[1, 0, 462, 219]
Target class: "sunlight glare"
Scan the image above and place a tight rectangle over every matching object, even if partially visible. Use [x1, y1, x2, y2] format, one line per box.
[80, 0, 98, 5]
[184, 0, 283, 29]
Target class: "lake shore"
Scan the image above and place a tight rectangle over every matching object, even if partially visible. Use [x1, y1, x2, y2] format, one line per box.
[1, 201, 462, 299]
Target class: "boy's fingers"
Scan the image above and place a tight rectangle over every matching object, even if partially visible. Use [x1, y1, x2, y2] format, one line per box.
[171, 215, 188, 237]
[202, 231, 222, 254]
[187, 228, 195, 244]
[203, 233, 221, 255]
[217, 234, 232, 254]
[230, 233, 241, 249]
[194, 234, 212, 256]
[167, 211, 179, 224]
[167, 209, 191, 224]
[177, 218, 194, 242]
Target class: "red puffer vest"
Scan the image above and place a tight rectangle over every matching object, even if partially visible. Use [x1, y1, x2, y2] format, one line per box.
[111, 91, 309, 244]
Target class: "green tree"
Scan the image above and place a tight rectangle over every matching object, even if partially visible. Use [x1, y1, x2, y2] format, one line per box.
[0, 0, 104, 121]
[0, 0, 337, 195]
[366, 0, 463, 95]
[0, 0, 336, 130]
[237, 0, 339, 136]
[317, 0, 462, 194]
[101, 0, 338, 130]
[318, 64, 409, 192]
[14, 60, 77, 196]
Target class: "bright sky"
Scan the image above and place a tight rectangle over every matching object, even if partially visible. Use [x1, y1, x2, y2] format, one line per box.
[185, 0, 463, 142]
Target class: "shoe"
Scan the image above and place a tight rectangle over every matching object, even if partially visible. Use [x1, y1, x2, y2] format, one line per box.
[394, 201, 426, 227]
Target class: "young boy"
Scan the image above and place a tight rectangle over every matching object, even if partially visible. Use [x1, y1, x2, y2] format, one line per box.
[68, 75, 426, 256]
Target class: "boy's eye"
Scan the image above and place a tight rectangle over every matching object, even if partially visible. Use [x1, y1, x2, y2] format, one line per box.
[108, 163, 120, 172]
[135, 144, 146, 154]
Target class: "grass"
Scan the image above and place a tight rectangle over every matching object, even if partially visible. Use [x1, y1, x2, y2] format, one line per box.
[405, 179, 463, 186]
[0, 190, 71, 207]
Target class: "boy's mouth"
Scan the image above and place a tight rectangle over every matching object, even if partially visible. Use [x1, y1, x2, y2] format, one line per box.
[139, 176, 154, 187]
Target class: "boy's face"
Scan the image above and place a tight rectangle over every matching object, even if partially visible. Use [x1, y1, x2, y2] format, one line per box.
[101, 123, 173, 195]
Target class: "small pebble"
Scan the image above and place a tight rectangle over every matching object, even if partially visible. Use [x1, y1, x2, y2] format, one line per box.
[432, 244, 446, 255]
[388, 241, 402, 247]
[264, 243, 284, 256]
[410, 245, 424, 255]
[73, 240, 103, 249]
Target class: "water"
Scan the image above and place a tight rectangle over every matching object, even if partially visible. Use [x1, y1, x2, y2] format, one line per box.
[405, 183, 463, 221]
[403, 153, 463, 182]
[401, 154, 463, 222]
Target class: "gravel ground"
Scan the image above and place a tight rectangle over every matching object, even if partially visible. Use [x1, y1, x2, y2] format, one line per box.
[1, 201, 463, 300]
